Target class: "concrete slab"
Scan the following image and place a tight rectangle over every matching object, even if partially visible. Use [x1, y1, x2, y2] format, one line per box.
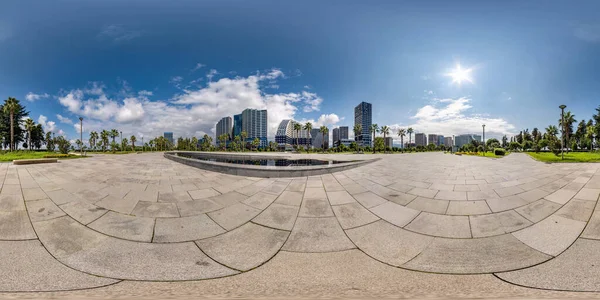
[0, 211, 36, 240]
[405, 212, 471, 238]
[88, 211, 155, 242]
[332, 202, 379, 229]
[370, 201, 420, 227]
[282, 217, 355, 252]
[131, 201, 179, 218]
[252, 203, 299, 231]
[153, 214, 225, 243]
[208, 202, 261, 230]
[512, 214, 586, 256]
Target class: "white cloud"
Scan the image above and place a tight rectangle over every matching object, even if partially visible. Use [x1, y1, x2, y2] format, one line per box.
[138, 90, 153, 97]
[55, 69, 328, 141]
[206, 69, 218, 81]
[25, 92, 49, 102]
[56, 114, 73, 124]
[316, 113, 341, 126]
[98, 24, 141, 42]
[303, 85, 312, 89]
[192, 63, 206, 72]
[170, 76, 183, 83]
[37, 115, 57, 133]
[574, 24, 600, 43]
[58, 129, 65, 136]
[387, 97, 515, 140]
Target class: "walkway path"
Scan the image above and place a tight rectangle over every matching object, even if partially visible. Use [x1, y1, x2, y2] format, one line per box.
[1, 152, 599, 295]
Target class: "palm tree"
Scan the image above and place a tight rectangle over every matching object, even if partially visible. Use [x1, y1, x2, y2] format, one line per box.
[546, 125, 559, 137]
[24, 118, 35, 151]
[293, 122, 302, 149]
[100, 130, 110, 152]
[397, 128, 406, 150]
[240, 131, 248, 152]
[191, 136, 198, 151]
[353, 124, 362, 153]
[130, 135, 136, 151]
[304, 122, 313, 150]
[370, 123, 379, 153]
[149, 139, 154, 152]
[380, 125, 390, 152]
[407, 127, 414, 149]
[559, 111, 576, 153]
[45, 131, 53, 152]
[110, 129, 119, 144]
[89, 131, 98, 151]
[319, 125, 328, 153]
[3, 97, 19, 151]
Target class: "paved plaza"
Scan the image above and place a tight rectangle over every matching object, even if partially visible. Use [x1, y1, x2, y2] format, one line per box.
[1, 152, 600, 297]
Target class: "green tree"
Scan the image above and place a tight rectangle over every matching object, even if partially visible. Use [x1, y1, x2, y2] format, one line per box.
[2, 97, 29, 151]
[502, 135, 508, 148]
[319, 125, 328, 152]
[251, 137, 260, 150]
[397, 128, 406, 150]
[130, 135, 137, 151]
[191, 136, 199, 151]
[293, 122, 302, 149]
[353, 124, 362, 153]
[55, 136, 70, 154]
[240, 131, 248, 152]
[101, 130, 110, 152]
[45, 132, 54, 152]
[370, 124, 379, 153]
[380, 125, 390, 153]
[110, 129, 119, 144]
[31, 124, 44, 150]
[121, 137, 128, 151]
[89, 131, 98, 151]
[407, 127, 414, 149]
[559, 111, 576, 153]
[24, 118, 35, 151]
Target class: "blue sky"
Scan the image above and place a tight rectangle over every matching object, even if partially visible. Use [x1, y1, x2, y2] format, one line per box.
[1, 0, 599, 143]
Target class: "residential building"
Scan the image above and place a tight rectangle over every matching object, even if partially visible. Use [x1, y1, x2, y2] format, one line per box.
[428, 134, 438, 146]
[454, 134, 483, 148]
[437, 135, 445, 146]
[415, 133, 427, 146]
[241, 108, 268, 148]
[233, 113, 242, 137]
[339, 126, 349, 140]
[385, 137, 393, 149]
[215, 117, 233, 147]
[275, 120, 312, 150]
[163, 132, 174, 145]
[332, 126, 349, 147]
[354, 102, 372, 147]
[444, 137, 454, 147]
[311, 128, 329, 149]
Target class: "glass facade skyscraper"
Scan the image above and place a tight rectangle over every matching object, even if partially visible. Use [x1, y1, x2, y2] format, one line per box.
[241, 108, 268, 148]
[233, 113, 242, 137]
[354, 102, 372, 147]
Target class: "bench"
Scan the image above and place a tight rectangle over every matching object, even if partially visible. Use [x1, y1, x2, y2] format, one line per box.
[13, 158, 58, 165]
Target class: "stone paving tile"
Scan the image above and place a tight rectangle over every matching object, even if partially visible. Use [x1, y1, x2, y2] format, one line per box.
[73, 189, 109, 204]
[0, 194, 25, 211]
[582, 209, 600, 240]
[446, 201, 491, 215]
[252, 203, 299, 231]
[494, 186, 525, 197]
[516, 188, 551, 203]
[512, 214, 586, 256]
[285, 181, 306, 192]
[58, 201, 107, 225]
[574, 188, 600, 201]
[262, 182, 290, 195]
[332, 202, 379, 229]
[33, 216, 237, 281]
[545, 189, 578, 205]
[88, 211, 155, 242]
[470, 211, 532, 238]
[275, 191, 303, 206]
[241, 192, 278, 210]
[486, 195, 529, 212]
[407, 187, 438, 198]
[131, 201, 179, 218]
[403, 234, 551, 273]
[25, 198, 66, 222]
[346, 220, 433, 266]
[1, 184, 23, 195]
[95, 195, 139, 214]
[326, 190, 356, 206]
[22, 187, 47, 202]
[343, 184, 369, 195]
[0, 240, 118, 291]
[177, 199, 223, 217]
[555, 199, 595, 222]
[376, 190, 417, 205]
[352, 192, 387, 208]
[406, 197, 449, 214]
[428, 183, 454, 191]
[405, 213, 471, 238]
[370, 201, 420, 227]
[434, 190, 467, 201]
[514, 199, 562, 223]
[171, 183, 199, 193]
[197, 223, 288, 271]
[467, 190, 499, 201]
[282, 217, 355, 252]
[303, 187, 327, 200]
[299, 198, 334, 217]
[453, 185, 480, 192]
[208, 203, 261, 231]
[0, 211, 36, 240]
[158, 191, 193, 202]
[497, 239, 600, 291]
[153, 214, 225, 243]
[584, 175, 600, 189]
[209, 191, 247, 207]
[123, 190, 159, 202]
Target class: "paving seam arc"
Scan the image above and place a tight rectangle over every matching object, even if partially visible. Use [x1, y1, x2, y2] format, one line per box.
[492, 180, 600, 289]
[15, 164, 127, 287]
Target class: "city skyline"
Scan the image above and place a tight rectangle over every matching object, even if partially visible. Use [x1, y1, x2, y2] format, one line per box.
[2, 1, 599, 145]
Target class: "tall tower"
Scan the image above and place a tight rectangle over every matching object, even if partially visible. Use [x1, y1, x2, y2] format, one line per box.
[354, 102, 372, 147]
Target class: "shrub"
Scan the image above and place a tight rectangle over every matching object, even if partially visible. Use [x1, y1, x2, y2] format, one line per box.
[494, 148, 506, 156]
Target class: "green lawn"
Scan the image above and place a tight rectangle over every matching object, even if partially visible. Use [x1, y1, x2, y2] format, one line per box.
[527, 152, 600, 163]
[455, 151, 506, 158]
[0, 152, 85, 162]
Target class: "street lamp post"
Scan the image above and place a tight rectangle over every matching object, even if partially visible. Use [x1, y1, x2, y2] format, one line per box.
[120, 131, 123, 152]
[559, 105, 566, 160]
[79, 117, 83, 156]
[482, 124, 486, 153]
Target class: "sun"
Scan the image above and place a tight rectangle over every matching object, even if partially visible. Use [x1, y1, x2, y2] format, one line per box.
[446, 64, 473, 85]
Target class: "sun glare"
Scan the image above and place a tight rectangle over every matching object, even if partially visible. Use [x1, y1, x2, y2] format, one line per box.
[446, 64, 473, 85]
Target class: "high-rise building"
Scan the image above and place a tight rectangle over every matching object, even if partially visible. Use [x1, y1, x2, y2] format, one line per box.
[163, 132, 174, 145]
[428, 134, 438, 146]
[215, 117, 233, 146]
[384, 137, 393, 149]
[354, 102, 372, 147]
[415, 133, 427, 146]
[311, 128, 329, 149]
[233, 114, 242, 137]
[438, 135, 445, 146]
[332, 126, 349, 147]
[241, 108, 268, 148]
[339, 126, 349, 140]
[444, 137, 454, 147]
[454, 134, 483, 148]
[332, 128, 339, 145]
[275, 120, 311, 150]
